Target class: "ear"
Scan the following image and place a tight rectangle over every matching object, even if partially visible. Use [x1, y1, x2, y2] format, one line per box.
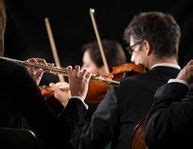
[143, 40, 152, 56]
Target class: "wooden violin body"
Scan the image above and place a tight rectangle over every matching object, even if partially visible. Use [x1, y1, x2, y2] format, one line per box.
[112, 63, 145, 79]
[85, 63, 145, 103]
[39, 63, 146, 106]
[130, 118, 147, 149]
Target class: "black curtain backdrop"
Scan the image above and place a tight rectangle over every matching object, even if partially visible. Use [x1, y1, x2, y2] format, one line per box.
[4, 0, 193, 84]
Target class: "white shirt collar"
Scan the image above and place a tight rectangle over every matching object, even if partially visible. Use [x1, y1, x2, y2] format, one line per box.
[150, 63, 181, 70]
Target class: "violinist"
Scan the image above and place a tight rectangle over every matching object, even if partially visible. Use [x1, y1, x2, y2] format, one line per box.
[67, 11, 182, 149]
[81, 39, 127, 74]
[48, 39, 127, 118]
[0, 1, 91, 148]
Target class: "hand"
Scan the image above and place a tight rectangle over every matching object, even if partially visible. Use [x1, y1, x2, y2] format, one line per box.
[67, 65, 91, 101]
[26, 58, 53, 85]
[177, 60, 193, 85]
[49, 82, 71, 107]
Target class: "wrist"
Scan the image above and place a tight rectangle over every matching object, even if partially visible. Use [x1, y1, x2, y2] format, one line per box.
[168, 78, 189, 86]
[71, 96, 88, 109]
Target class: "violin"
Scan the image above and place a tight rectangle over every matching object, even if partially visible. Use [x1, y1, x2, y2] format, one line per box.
[85, 63, 145, 103]
[38, 62, 145, 104]
[111, 63, 145, 79]
[40, 9, 146, 105]
[85, 9, 146, 103]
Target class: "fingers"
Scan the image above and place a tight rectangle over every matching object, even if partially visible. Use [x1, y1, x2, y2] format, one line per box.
[67, 66, 73, 76]
[187, 60, 193, 70]
[48, 63, 54, 67]
[82, 69, 87, 79]
[188, 59, 193, 65]
[35, 69, 44, 77]
[177, 59, 193, 84]
[82, 69, 91, 80]
[26, 58, 50, 85]
[75, 65, 81, 77]
[49, 82, 70, 93]
[49, 82, 71, 107]
[27, 58, 47, 65]
[186, 60, 193, 80]
[67, 65, 90, 79]
[26, 58, 48, 73]
[184, 60, 193, 74]
[75, 65, 89, 79]
[26, 58, 36, 63]
[50, 82, 70, 90]
[27, 58, 47, 67]
[85, 72, 92, 80]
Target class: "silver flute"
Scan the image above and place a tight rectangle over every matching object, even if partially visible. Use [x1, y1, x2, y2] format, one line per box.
[0, 56, 120, 87]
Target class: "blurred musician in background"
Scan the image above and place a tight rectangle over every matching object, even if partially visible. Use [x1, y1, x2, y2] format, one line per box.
[48, 39, 127, 118]
[81, 39, 127, 74]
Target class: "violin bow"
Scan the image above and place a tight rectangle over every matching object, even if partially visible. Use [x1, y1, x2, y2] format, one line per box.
[89, 8, 110, 74]
[44, 17, 65, 82]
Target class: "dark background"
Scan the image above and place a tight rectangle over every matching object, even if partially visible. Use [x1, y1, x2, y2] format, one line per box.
[3, 0, 193, 84]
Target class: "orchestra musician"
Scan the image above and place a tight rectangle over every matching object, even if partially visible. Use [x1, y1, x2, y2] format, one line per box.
[48, 39, 127, 119]
[0, 1, 91, 148]
[81, 40, 127, 74]
[145, 59, 193, 149]
[66, 11, 182, 149]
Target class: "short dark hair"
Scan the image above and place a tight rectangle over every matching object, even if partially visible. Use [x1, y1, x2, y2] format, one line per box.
[124, 11, 181, 58]
[82, 40, 127, 71]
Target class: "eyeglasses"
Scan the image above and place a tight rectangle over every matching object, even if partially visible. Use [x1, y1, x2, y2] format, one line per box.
[127, 40, 143, 55]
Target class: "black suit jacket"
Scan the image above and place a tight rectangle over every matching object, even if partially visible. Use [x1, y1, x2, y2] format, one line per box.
[72, 66, 180, 149]
[145, 82, 193, 149]
[0, 59, 85, 149]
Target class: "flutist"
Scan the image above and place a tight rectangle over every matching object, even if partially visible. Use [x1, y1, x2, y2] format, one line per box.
[0, 1, 94, 148]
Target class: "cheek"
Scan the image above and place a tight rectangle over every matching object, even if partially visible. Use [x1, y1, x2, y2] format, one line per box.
[131, 54, 141, 65]
[82, 64, 98, 73]
[130, 54, 135, 62]
[89, 67, 98, 73]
